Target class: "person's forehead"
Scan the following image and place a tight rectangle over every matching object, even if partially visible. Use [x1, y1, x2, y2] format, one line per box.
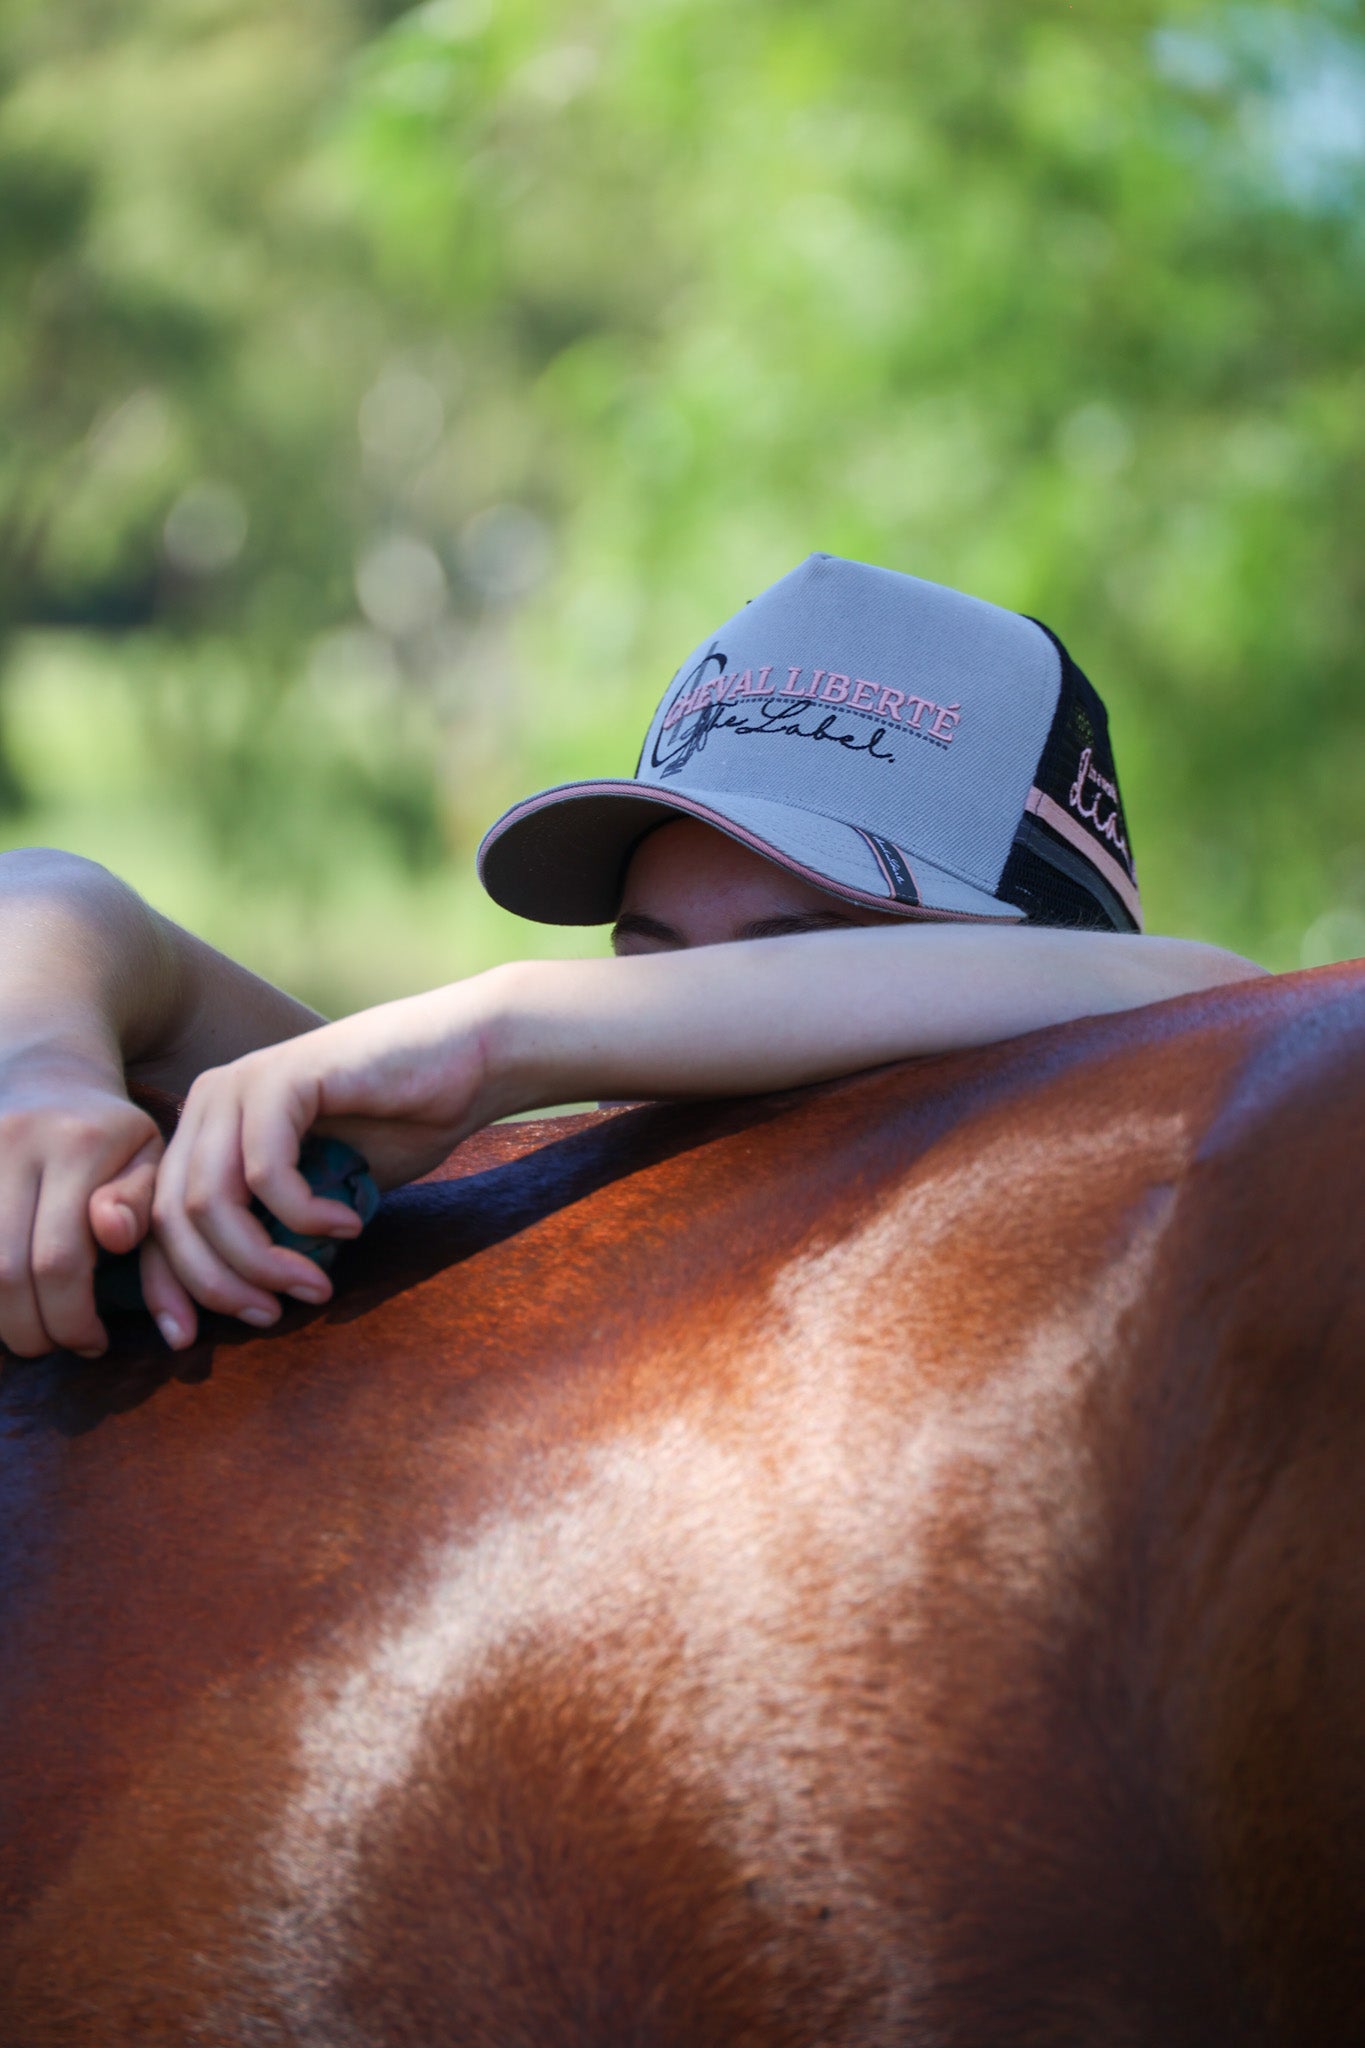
[617, 818, 905, 939]
[622, 818, 830, 904]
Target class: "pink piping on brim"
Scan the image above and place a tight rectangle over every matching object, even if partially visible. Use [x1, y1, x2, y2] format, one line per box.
[1024, 787, 1144, 930]
[478, 781, 1020, 924]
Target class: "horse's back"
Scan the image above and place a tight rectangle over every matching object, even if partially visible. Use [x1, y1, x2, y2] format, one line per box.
[1, 965, 1362, 2045]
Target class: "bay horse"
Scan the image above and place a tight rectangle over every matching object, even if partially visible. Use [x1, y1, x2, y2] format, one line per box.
[1, 962, 1362, 2046]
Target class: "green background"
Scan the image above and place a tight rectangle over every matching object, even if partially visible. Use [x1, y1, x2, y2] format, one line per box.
[3, 0, 1362, 1014]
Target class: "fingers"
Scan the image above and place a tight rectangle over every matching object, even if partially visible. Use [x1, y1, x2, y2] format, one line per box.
[1, 1164, 131, 1362]
[0, 1087, 165, 1361]
[241, 1091, 365, 1240]
[152, 1104, 300, 1327]
[93, 1138, 200, 1353]
[137, 1235, 200, 1352]
[152, 1091, 337, 1328]
[0, 1165, 53, 1359]
[89, 1135, 162, 1256]
[28, 1170, 111, 1358]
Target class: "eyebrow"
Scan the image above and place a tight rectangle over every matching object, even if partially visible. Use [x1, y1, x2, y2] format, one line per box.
[737, 911, 860, 940]
[611, 908, 860, 949]
[611, 911, 685, 947]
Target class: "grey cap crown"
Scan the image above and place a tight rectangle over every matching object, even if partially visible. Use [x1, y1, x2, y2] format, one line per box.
[478, 553, 1141, 931]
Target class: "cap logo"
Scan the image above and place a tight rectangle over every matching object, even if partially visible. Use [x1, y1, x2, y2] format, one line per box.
[652, 646, 962, 781]
[1068, 745, 1132, 873]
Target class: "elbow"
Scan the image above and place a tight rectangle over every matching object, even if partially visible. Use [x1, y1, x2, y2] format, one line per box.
[1193, 942, 1270, 986]
[1147, 938, 1269, 998]
[0, 845, 119, 891]
[0, 846, 153, 951]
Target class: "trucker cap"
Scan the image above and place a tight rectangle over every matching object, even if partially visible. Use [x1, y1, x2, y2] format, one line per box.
[477, 553, 1142, 933]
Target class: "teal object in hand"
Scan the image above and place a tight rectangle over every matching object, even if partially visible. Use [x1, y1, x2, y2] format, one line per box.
[93, 1135, 380, 1318]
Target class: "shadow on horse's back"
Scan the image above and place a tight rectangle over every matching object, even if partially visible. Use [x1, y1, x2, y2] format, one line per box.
[2, 963, 1363, 2046]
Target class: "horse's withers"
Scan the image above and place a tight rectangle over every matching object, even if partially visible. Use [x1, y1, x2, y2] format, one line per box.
[1, 965, 1362, 2045]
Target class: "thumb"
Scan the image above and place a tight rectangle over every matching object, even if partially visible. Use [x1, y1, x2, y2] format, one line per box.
[89, 1132, 165, 1255]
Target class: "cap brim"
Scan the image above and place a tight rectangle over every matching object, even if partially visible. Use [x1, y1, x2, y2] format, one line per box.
[477, 781, 1023, 925]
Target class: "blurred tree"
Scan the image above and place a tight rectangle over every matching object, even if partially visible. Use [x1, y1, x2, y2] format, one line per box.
[0, 0, 447, 867]
[330, 0, 1365, 953]
[1, 0, 1361, 965]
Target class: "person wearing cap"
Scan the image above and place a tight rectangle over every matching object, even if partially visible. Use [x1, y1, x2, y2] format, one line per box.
[0, 556, 1262, 1359]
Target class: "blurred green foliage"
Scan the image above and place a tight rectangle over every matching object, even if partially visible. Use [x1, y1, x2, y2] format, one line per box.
[1, 0, 1362, 1011]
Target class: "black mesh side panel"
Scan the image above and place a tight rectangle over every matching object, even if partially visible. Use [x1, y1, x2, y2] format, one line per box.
[1002, 815, 1132, 931]
[997, 623, 1141, 933]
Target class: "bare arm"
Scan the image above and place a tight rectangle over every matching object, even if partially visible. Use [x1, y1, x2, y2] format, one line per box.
[0, 847, 323, 1358]
[145, 922, 1265, 1346]
[486, 926, 1266, 1111]
[0, 846, 323, 1093]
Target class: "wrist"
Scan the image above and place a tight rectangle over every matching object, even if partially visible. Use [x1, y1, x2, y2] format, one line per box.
[0, 1032, 127, 1114]
[469, 958, 561, 1122]
[0, 995, 125, 1081]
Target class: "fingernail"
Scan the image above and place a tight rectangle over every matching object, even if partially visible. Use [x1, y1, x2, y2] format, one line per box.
[113, 1202, 137, 1235]
[287, 1282, 329, 1304]
[240, 1305, 279, 1328]
[74, 1345, 106, 1361]
[156, 1313, 186, 1349]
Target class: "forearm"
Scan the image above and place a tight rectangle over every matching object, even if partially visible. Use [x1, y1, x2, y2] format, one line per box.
[0, 848, 323, 1090]
[483, 927, 1266, 1113]
[139, 923, 1263, 1332]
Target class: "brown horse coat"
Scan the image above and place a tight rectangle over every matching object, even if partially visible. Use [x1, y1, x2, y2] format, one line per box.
[1, 962, 1363, 2046]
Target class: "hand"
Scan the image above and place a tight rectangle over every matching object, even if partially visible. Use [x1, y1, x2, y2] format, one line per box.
[148, 983, 497, 1343]
[0, 1047, 197, 1358]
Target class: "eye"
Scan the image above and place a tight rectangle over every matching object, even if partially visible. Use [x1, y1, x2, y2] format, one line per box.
[611, 913, 682, 953]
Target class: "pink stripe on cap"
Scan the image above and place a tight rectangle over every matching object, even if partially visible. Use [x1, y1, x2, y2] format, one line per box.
[1025, 787, 1144, 930]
